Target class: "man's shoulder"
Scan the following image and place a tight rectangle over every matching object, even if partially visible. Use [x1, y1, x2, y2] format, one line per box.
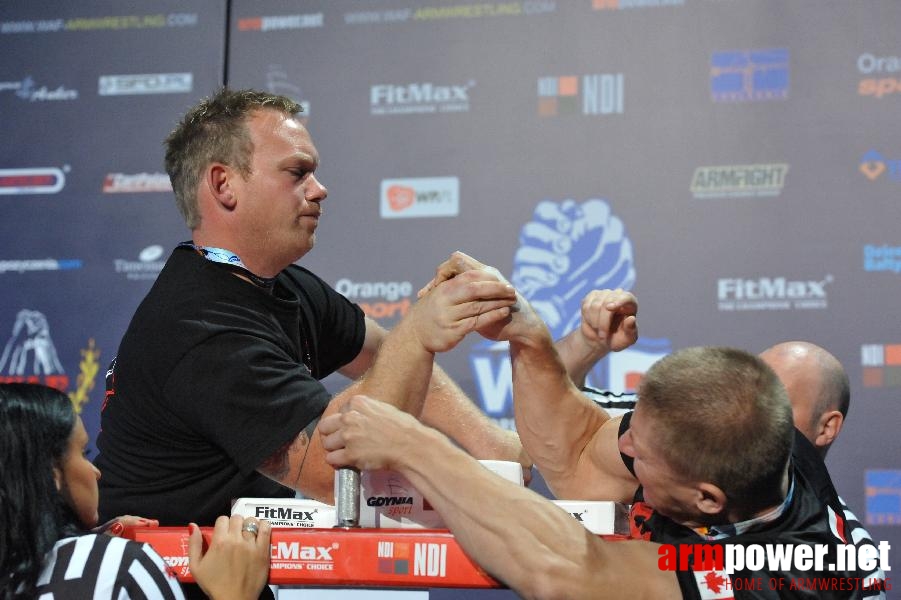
[279, 263, 330, 290]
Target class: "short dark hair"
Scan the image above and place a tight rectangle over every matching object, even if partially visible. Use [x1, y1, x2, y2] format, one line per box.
[164, 87, 303, 228]
[0, 383, 80, 598]
[638, 347, 794, 511]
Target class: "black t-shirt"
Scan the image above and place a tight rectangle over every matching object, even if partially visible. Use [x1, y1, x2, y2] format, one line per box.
[618, 412, 871, 599]
[96, 247, 365, 525]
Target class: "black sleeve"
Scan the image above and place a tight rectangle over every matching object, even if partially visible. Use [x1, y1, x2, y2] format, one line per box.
[618, 411, 635, 476]
[169, 334, 331, 474]
[284, 266, 366, 378]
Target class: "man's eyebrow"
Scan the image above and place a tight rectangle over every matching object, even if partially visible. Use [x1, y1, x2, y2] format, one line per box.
[281, 152, 318, 168]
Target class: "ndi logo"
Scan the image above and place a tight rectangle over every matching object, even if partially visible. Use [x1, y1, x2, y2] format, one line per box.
[469, 198, 670, 422]
[538, 74, 624, 116]
[711, 48, 789, 102]
[861, 344, 901, 388]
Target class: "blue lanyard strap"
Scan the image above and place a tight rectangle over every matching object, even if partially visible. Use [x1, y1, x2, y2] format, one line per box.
[178, 242, 277, 290]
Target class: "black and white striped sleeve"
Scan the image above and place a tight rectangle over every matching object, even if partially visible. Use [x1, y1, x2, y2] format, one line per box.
[36, 533, 184, 600]
[838, 496, 887, 599]
[580, 385, 637, 417]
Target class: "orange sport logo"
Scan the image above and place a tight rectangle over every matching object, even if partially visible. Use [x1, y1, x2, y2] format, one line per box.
[858, 53, 901, 98]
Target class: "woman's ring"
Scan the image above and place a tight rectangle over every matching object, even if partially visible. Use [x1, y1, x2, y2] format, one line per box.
[241, 520, 260, 537]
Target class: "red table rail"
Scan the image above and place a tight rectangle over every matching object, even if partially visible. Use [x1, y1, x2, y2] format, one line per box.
[127, 526, 500, 588]
[125, 526, 629, 589]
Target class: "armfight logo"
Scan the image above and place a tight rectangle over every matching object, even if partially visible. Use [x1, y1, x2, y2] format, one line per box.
[690, 164, 789, 199]
[0, 166, 67, 194]
[469, 198, 671, 426]
[0, 309, 100, 414]
[711, 48, 789, 102]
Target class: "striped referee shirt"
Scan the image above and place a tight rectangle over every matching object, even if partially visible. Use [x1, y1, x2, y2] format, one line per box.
[35, 533, 184, 599]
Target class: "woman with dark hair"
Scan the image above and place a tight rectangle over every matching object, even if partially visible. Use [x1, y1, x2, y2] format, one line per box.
[0, 382, 271, 599]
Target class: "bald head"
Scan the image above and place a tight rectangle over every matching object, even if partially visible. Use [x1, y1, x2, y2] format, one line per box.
[759, 341, 849, 458]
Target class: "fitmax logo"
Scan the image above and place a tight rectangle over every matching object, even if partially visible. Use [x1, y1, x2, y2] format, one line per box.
[272, 542, 334, 561]
[370, 82, 474, 115]
[254, 506, 317, 520]
[717, 276, 832, 311]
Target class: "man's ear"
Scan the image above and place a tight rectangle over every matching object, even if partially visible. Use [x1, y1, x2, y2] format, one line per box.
[695, 482, 727, 517]
[815, 410, 844, 450]
[206, 164, 237, 209]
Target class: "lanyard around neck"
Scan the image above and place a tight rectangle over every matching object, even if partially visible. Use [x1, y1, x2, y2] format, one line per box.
[178, 242, 277, 290]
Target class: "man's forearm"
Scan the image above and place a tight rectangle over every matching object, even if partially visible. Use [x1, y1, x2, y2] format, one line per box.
[354, 316, 434, 416]
[419, 363, 525, 463]
[554, 329, 610, 388]
[509, 326, 610, 496]
[394, 424, 672, 598]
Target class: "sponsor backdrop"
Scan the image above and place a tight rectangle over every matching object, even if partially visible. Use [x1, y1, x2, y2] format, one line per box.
[2, 0, 899, 596]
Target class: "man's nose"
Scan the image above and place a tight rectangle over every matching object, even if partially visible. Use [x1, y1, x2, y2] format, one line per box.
[306, 175, 327, 202]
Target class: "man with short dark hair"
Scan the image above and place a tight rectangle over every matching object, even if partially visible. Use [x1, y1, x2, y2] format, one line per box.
[322, 252, 878, 598]
[95, 90, 528, 527]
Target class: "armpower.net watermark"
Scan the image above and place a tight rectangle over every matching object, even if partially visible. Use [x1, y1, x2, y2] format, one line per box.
[658, 542, 892, 593]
